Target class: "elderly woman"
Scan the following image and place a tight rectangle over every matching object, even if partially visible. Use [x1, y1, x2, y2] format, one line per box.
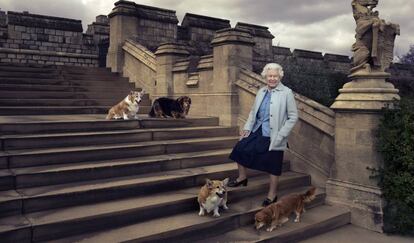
[228, 63, 298, 207]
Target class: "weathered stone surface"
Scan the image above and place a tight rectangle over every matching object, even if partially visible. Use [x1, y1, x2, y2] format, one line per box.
[0, 10, 99, 66]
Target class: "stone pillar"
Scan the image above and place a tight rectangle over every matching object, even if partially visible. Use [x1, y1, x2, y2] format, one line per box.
[210, 28, 254, 126]
[154, 42, 189, 96]
[107, 0, 139, 72]
[328, 70, 400, 232]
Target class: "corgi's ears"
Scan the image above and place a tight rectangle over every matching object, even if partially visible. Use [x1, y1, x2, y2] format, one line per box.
[140, 89, 145, 94]
[206, 179, 213, 189]
[222, 178, 229, 186]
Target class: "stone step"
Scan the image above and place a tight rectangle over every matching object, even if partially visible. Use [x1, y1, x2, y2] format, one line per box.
[0, 116, 219, 135]
[0, 65, 57, 73]
[0, 105, 151, 116]
[0, 98, 150, 107]
[0, 149, 244, 216]
[48, 185, 330, 243]
[0, 214, 31, 243]
[0, 83, 134, 92]
[0, 77, 132, 86]
[0, 172, 308, 242]
[1, 126, 237, 150]
[62, 69, 115, 75]
[0, 90, 140, 99]
[61, 66, 112, 72]
[0, 169, 13, 190]
[10, 149, 235, 188]
[1, 135, 238, 168]
[2, 163, 272, 217]
[0, 68, 118, 75]
[62, 74, 128, 81]
[0, 71, 60, 79]
[195, 205, 350, 243]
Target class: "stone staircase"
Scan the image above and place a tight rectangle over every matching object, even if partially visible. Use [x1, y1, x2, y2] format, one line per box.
[0, 64, 350, 242]
[0, 63, 151, 115]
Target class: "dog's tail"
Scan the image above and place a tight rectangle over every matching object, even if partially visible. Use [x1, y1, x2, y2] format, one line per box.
[106, 109, 114, 120]
[302, 187, 316, 201]
[148, 105, 156, 117]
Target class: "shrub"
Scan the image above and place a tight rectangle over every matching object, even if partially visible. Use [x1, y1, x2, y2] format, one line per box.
[373, 97, 414, 234]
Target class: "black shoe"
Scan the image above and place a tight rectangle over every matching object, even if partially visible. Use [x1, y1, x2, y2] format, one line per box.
[228, 178, 248, 187]
[262, 196, 278, 207]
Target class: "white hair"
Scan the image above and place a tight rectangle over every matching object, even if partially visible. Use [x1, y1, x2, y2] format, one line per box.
[261, 63, 284, 79]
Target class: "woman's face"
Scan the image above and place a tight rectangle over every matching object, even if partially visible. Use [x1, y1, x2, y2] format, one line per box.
[266, 69, 281, 89]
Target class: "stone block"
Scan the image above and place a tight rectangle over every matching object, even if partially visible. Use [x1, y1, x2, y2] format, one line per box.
[14, 25, 26, 32]
[8, 30, 22, 39]
[27, 27, 36, 34]
[64, 31, 73, 37]
[49, 35, 59, 43]
[44, 29, 55, 35]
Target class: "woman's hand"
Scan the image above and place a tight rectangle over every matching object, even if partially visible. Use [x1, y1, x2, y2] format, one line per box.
[239, 130, 251, 140]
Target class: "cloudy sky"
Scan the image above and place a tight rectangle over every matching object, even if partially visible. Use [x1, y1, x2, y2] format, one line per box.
[1, 0, 413, 58]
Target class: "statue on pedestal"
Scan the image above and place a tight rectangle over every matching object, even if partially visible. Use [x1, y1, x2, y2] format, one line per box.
[351, 0, 400, 75]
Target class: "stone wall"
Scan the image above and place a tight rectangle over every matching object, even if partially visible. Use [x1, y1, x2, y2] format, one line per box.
[180, 13, 230, 56]
[0, 10, 98, 66]
[235, 22, 274, 72]
[86, 15, 110, 44]
[108, 1, 179, 53]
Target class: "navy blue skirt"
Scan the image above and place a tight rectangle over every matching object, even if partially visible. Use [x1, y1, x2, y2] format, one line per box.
[229, 127, 284, 176]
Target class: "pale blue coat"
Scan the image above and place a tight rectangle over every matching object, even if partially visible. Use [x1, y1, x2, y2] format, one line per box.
[243, 83, 298, 151]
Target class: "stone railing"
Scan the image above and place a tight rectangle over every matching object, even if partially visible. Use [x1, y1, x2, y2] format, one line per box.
[122, 38, 156, 94]
[235, 68, 335, 188]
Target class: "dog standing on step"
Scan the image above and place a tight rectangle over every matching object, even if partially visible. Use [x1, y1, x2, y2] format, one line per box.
[148, 96, 191, 118]
[106, 90, 144, 120]
[254, 187, 316, 232]
[198, 178, 229, 217]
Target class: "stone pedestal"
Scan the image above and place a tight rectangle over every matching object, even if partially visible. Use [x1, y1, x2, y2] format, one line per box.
[328, 71, 400, 232]
[211, 28, 254, 126]
[154, 43, 189, 96]
[107, 1, 139, 72]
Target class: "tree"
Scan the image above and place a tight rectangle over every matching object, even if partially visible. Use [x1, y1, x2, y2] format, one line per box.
[399, 45, 414, 64]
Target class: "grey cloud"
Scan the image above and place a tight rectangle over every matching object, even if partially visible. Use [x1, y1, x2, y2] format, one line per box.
[0, 0, 413, 55]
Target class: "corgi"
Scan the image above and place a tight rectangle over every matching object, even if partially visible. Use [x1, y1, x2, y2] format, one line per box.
[197, 178, 229, 217]
[106, 90, 144, 120]
[254, 187, 316, 232]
